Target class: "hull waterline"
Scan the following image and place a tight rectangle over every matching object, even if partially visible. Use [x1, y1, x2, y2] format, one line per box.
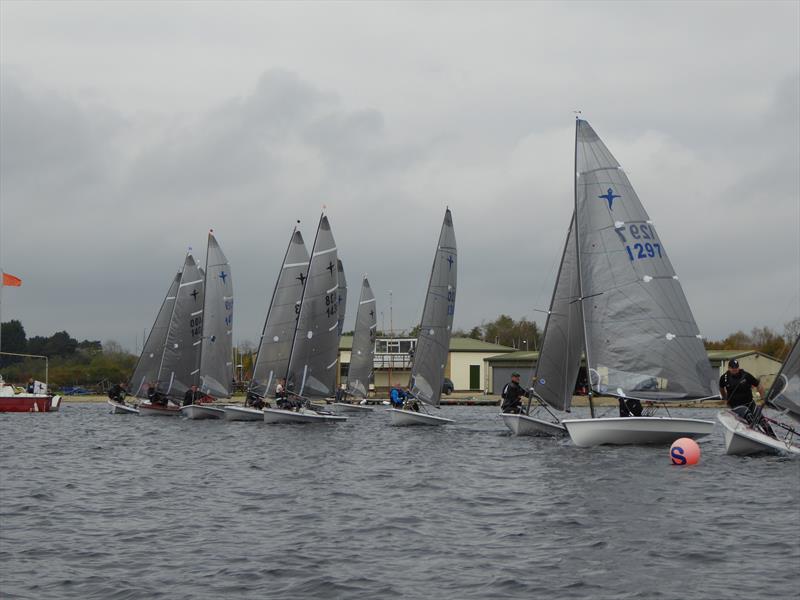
[263, 407, 347, 424]
[387, 408, 453, 426]
[222, 406, 265, 421]
[500, 413, 566, 436]
[181, 405, 225, 420]
[562, 416, 714, 447]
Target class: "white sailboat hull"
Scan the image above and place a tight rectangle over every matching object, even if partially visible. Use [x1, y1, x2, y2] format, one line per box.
[562, 416, 714, 447]
[181, 405, 225, 420]
[717, 410, 800, 456]
[138, 402, 182, 417]
[501, 413, 566, 436]
[387, 408, 453, 426]
[223, 405, 265, 421]
[107, 399, 139, 415]
[263, 407, 347, 424]
[330, 402, 374, 414]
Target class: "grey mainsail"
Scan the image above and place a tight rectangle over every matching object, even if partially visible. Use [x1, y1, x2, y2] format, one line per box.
[768, 336, 800, 419]
[346, 277, 376, 398]
[249, 228, 310, 398]
[574, 119, 713, 401]
[532, 213, 583, 411]
[286, 214, 340, 398]
[130, 271, 181, 398]
[337, 259, 347, 336]
[409, 208, 457, 407]
[159, 253, 205, 399]
[199, 231, 233, 399]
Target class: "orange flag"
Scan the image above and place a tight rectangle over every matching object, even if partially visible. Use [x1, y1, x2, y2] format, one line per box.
[2, 273, 22, 287]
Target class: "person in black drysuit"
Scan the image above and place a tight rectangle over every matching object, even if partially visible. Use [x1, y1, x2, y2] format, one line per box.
[618, 397, 643, 417]
[501, 372, 531, 414]
[246, 389, 266, 410]
[147, 382, 168, 406]
[108, 381, 127, 405]
[183, 384, 203, 406]
[720, 359, 775, 437]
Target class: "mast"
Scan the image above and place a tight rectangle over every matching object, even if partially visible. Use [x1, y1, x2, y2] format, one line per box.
[573, 118, 595, 418]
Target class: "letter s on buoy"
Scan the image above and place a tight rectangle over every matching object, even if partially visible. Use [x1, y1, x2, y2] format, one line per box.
[671, 447, 687, 465]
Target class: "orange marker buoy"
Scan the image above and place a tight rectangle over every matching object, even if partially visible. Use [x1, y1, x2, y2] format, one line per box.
[670, 437, 701, 465]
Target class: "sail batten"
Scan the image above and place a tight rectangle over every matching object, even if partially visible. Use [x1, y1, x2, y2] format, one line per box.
[346, 277, 377, 398]
[409, 209, 457, 407]
[574, 120, 714, 401]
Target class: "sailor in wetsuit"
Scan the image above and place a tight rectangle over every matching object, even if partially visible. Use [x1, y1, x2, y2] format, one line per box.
[183, 384, 203, 406]
[108, 381, 127, 405]
[720, 359, 774, 437]
[501, 372, 531, 414]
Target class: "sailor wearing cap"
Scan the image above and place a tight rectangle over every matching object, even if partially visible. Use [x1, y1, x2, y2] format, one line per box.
[500, 372, 531, 414]
[719, 359, 764, 412]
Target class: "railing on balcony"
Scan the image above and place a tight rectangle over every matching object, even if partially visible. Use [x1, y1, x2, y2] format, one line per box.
[373, 353, 413, 370]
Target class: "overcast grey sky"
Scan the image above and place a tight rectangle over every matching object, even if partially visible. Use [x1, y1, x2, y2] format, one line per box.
[1, 1, 798, 352]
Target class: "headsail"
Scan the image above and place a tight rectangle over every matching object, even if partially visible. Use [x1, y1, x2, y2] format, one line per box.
[337, 259, 347, 336]
[574, 119, 713, 401]
[767, 336, 800, 420]
[199, 232, 234, 399]
[409, 208, 457, 407]
[249, 228, 310, 398]
[346, 277, 377, 398]
[285, 215, 341, 398]
[532, 212, 583, 411]
[159, 253, 205, 399]
[129, 271, 181, 398]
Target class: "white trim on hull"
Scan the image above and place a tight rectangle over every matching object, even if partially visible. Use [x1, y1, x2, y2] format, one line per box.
[107, 399, 139, 415]
[387, 408, 453, 426]
[562, 416, 714, 447]
[717, 411, 800, 456]
[138, 402, 182, 417]
[181, 405, 225, 420]
[222, 405, 265, 421]
[263, 407, 348, 424]
[330, 402, 374, 414]
[501, 413, 566, 436]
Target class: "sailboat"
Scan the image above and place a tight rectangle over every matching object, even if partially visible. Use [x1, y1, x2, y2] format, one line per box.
[263, 214, 347, 424]
[224, 226, 310, 421]
[388, 208, 456, 426]
[501, 214, 578, 436]
[331, 276, 376, 413]
[181, 231, 234, 419]
[136, 253, 205, 416]
[717, 337, 800, 455]
[556, 119, 716, 446]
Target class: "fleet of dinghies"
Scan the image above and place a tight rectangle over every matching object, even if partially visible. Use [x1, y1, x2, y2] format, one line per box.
[97, 121, 800, 457]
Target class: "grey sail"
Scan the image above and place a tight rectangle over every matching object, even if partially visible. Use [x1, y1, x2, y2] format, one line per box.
[199, 232, 233, 399]
[409, 208, 457, 407]
[532, 213, 583, 412]
[286, 214, 340, 398]
[159, 253, 205, 399]
[337, 259, 347, 336]
[768, 336, 800, 419]
[129, 271, 181, 398]
[249, 228, 310, 398]
[346, 277, 376, 398]
[574, 119, 713, 401]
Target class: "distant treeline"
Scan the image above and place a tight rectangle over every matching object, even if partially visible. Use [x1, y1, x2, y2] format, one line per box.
[0, 320, 135, 391]
[703, 319, 799, 361]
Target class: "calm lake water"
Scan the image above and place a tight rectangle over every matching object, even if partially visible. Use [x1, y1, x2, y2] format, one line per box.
[1, 403, 798, 599]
